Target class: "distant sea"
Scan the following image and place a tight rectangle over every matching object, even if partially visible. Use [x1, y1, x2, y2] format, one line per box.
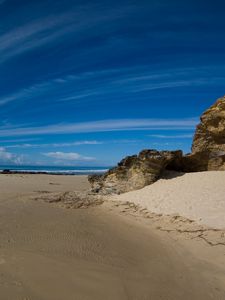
[0, 165, 110, 175]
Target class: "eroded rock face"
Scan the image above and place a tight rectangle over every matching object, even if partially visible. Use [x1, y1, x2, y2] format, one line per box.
[88, 150, 183, 194]
[186, 96, 225, 171]
[89, 95, 225, 194]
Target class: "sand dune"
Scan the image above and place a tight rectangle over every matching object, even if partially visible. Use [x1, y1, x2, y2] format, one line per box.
[112, 171, 225, 229]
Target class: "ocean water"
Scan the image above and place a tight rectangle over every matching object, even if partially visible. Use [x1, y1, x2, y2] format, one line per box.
[0, 165, 110, 175]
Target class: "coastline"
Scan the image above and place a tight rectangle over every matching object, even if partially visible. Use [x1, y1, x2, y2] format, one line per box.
[0, 170, 103, 175]
[0, 167, 109, 176]
[0, 164, 110, 173]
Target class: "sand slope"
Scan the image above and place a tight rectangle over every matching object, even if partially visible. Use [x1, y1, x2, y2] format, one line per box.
[112, 171, 225, 229]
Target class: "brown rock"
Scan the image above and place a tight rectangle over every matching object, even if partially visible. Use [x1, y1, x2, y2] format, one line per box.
[88, 150, 183, 194]
[89, 95, 225, 195]
[186, 96, 225, 171]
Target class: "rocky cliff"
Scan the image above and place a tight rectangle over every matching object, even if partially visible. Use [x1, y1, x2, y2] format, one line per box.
[89, 96, 225, 194]
[190, 96, 225, 171]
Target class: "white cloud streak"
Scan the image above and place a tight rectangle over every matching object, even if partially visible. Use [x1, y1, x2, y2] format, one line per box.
[0, 5, 134, 65]
[6, 140, 102, 149]
[0, 138, 41, 143]
[1, 66, 223, 107]
[0, 13, 75, 64]
[0, 118, 198, 137]
[148, 134, 194, 139]
[43, 151, 95, 161]
[0, 77, 64, 106]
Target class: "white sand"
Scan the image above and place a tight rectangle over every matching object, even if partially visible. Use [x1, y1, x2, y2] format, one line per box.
[112, 171, 225, 229]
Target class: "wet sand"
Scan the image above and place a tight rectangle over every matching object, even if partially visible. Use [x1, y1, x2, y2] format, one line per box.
[0, 174, 224, 299]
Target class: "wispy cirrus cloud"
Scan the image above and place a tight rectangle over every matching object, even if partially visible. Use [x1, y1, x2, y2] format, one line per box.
[0, 74, 102, 106]
[0, 118, 198, 137]
[0, 13, 74, 64]
[6, 140, 102, 149]
[0, 138, 41, 143]
[4, 139, 143, 149]
[0, 82, 52, 106]
[0, 4, 135, 65]
[148, 134, 194, 139]
[1, 66, 223, 107]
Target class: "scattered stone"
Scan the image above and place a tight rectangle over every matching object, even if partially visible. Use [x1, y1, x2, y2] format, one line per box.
[2, 169, 11, 174]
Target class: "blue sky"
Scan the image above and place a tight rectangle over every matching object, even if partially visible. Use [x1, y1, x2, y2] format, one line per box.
[0, 0, 225, 166]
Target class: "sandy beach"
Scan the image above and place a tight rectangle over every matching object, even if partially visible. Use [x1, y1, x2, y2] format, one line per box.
[1, 0, 225, 299]
[112, 171, 225, 229]
[0, 173, 225, 299]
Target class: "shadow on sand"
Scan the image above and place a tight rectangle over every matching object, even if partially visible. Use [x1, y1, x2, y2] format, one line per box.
[161, 170, 185, 180]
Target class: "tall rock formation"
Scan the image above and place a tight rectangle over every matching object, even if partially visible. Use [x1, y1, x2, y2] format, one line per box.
[184, 96, 225, 171]
[89, 95, 225, 194]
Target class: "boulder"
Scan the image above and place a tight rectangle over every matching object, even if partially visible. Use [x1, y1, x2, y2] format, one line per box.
[88, 150, 183, 194]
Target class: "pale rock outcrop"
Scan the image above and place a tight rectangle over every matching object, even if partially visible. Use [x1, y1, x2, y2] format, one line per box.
[89, 95, 225, 194]
[89, 150, 182, 194]
[183, 96, 225, 171]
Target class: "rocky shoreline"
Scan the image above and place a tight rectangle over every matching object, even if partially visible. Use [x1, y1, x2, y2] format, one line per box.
[0, 169, 72, 176]
[0, 169, 105, 176]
